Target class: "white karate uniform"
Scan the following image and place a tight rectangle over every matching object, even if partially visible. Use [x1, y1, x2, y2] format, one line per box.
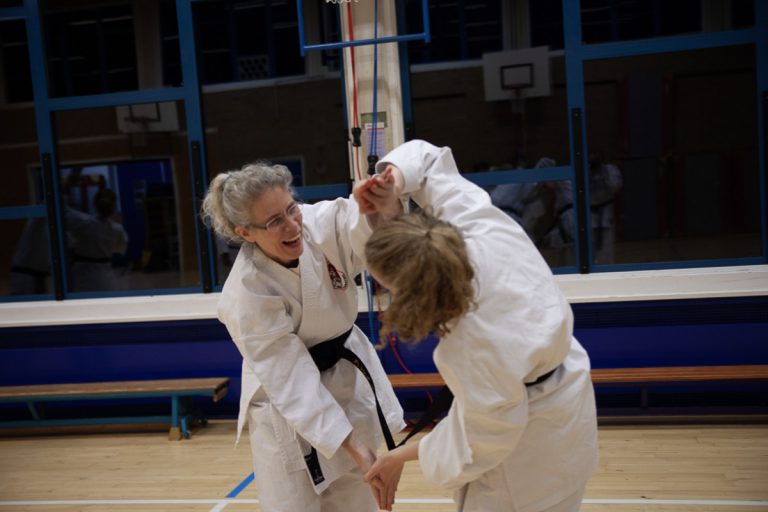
[217, 196, 405, 511]
[65, 208, 128, 292]
[377, 140, 598, 512]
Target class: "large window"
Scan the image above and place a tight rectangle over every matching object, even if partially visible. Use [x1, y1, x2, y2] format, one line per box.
[41, 0, 182, 97]
[403, 0, 503, 64]
[584, 45, 761, 265]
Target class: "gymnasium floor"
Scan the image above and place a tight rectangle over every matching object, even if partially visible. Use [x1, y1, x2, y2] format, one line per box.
[1, 421, 767, 512]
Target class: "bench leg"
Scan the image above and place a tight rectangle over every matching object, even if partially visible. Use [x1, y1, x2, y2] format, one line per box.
[26, 401, 41, 420]
[640, 386, 649, 408]
[169, 395, 182, 441]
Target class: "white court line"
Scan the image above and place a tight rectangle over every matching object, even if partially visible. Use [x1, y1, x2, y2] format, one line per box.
[3, 498, 768, 507]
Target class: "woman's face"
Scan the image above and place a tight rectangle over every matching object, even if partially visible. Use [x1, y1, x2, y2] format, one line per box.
[237, 186, 304, 266]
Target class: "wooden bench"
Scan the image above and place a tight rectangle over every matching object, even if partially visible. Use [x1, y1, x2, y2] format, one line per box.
[0, 377, 230, 440]
[388, 365, 768, 409]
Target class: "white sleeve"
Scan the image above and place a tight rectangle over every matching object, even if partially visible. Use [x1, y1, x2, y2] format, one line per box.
[218, 290, 353, 459]
[303, 195, 372, 278]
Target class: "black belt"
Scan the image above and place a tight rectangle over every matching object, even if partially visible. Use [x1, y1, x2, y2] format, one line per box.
[304, 327, 396, 486]
[396, 365, 560, 448]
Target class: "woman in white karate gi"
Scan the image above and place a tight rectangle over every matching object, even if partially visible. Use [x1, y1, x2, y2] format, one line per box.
[361, 140, 598, 512]
[202, 162, 405, 512]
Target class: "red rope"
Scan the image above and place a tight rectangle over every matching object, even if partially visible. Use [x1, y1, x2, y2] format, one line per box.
[346, 3, 362, 181]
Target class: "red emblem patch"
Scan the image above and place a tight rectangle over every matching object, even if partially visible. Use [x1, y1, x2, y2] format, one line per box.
[327, 261, 348, 290]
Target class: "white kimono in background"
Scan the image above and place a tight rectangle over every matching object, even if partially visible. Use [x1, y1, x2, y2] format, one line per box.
[217, 196, 404, 494]
[377, 140, 598, 512]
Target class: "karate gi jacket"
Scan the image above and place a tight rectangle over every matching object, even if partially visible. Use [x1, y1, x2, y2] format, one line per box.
[377, 140, 599, 512]
[218, 196, 404, 492]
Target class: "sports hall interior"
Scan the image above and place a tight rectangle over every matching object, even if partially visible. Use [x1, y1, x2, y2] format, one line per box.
[0, 0, 766, 511]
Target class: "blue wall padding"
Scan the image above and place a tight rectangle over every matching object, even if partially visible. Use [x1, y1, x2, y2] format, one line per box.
[1, 295, 766, 417]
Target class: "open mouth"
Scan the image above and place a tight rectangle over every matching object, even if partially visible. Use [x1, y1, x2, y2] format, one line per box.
[283, 232, 302, 249]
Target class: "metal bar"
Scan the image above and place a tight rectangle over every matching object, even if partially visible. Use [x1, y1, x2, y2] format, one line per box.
[41, 153, 65, 299]
[0, 390, 217, 403]
[758, 1, 768, 263]
[0, 416, 173, 429]
[171, 395, 179, 429]
[296, 0, 307, 56]
[0, 205, 47, 220]
[581, 28, 757, 61]
[25, 401, 40, 420]
[561, 0, 589, 274]
[464, 166, 572, 187]
[191, 141, 212, 292]
[46, 87, 185, 112]
[0, 6, 25, 19]
[294, 183, 350, 200]
[571, 108, 590, 274]
[304, 33, 429, 53]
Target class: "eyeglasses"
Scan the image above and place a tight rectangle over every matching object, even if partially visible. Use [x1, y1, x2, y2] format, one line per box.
[249, 202, 302, 232]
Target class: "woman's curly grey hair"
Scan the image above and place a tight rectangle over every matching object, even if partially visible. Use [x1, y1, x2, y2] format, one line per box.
[201, 162, 293, 242]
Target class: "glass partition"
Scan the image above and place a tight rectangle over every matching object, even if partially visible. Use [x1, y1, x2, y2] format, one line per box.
[53, 101, 200, 293]
[584, 44, 760, 265]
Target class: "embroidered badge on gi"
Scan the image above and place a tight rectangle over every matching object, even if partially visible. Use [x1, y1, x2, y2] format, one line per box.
[327, 260, 348, 290]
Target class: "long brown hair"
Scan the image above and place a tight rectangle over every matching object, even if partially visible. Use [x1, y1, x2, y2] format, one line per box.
[365, 210, 476, 341]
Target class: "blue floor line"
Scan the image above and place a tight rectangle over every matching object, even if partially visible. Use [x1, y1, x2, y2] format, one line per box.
[226, 473, 255, 498]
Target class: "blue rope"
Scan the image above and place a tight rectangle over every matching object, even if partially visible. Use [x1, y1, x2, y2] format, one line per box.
[370, 0, 379, 159]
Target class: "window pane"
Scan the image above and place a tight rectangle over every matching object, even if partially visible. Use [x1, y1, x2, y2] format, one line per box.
[0, 111, 42, 212]
[41, 0, 183, 97]
[481, 177, 576, 268]
[1, 19, 34, 103]
[193, 0, 304, 85]
[584, 45, 760, 265]
[410, 54, 571, 171]
[0, 25, 48, 298]
[1, 218, 52, 297]
[581, 0, 753, 45]
[52, 101, 200, 293]
[404, 0, 502, 64]
[199, 82, 347, 285]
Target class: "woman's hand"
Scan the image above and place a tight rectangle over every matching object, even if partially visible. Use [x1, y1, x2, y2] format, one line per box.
[364, 442, 418, 511]
[341, 433, 386, 509]
[353, 165, 404, 226]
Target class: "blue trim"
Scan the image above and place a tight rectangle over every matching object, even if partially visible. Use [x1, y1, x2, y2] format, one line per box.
[464, 166, 572, 187]
[756, 1, 768, 261]
[46, 88, 185, 111]
[177, 0, 211, 294]
[303, 33, 430, 54]
[581, 28, 757, 61]
[226, 473, 255, 498]
[0, 205, 46, 219]
[0, 6, 25, 19]
[562, 0, 591, 270]
[294, 183, 350, 200]
[296, 0, 431, 56]
[0, 416, 174, 429]
[24, 0, 69, 296]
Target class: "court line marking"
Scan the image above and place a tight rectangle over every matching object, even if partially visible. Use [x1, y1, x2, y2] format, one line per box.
[225, 472, 255, 498]
[3, 498, 768, 506]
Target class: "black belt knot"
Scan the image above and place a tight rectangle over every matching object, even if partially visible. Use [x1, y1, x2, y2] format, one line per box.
[309, 327, 353, 372]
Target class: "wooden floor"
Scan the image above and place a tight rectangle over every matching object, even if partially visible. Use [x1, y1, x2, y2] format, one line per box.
[0, 421, 766, 512]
